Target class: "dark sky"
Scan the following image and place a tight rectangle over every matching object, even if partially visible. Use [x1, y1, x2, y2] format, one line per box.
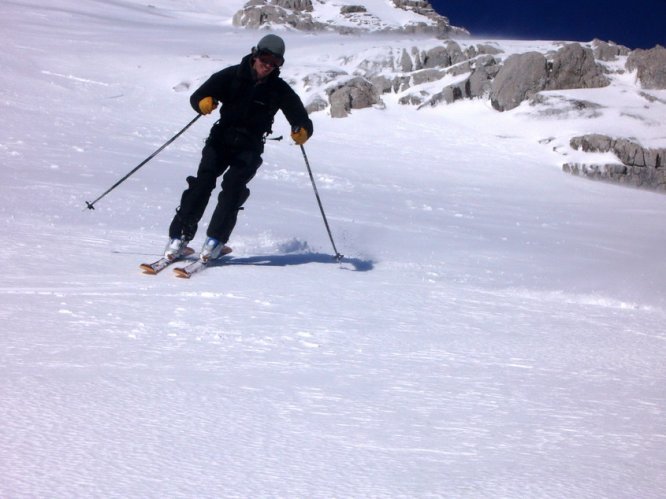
[429, 0, 665, 50]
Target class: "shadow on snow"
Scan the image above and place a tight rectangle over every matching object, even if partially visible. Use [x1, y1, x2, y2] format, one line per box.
[208, 252, 374, 272]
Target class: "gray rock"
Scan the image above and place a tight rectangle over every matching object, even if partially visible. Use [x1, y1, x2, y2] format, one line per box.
[423, 46, 452, 68]
[340, 5, 367, 14]
[614, 138, 646, 167]
[327, 77, 382, 118]
[475, 43, 503, 56]
[424, 57, 497, 107]
[233, 3, 325, 31]
[411, 68, 445, 86]
[490, 52, 548, 111]
[395, 76, 412, 93]
[476, 54, 501, 76]
[399, 48, 414, 72]
[592, 39, 630, 61]
[232, 0, 325, 31]
[546, 43, 610, 90]
[626, 45, 666, 89]
[444, 41, 466, 65]
[305, 95, 328, 114]
[489, 44, 609, 112]
[567, 134, 666, 190]
[369, 75, 395, 94]
[392, 0, 470, 37]
[413, 54, 498, 108]
[233, 0, 469, 36]
[399, 91, 429, 105]
[274, 0, 313, 10]
[468, 64, 495, 98]
[303, 70, 348, 91]
[569, 134, 614, 153]
[445, 60, 472, 77]
[569, 134, 666, 168]
[430, 83, 466, 106]
[411, 47, 424, 71]
[421, 41, 465, 68]
[564, 162, 666, 191]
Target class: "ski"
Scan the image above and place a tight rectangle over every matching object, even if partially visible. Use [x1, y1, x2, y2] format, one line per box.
[173, 259, 207, 279]
[173, 246, 232, 279]
[139, 247, 195, 275]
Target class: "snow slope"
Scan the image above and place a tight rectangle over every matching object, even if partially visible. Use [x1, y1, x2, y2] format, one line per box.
[2, 1, 666, 497]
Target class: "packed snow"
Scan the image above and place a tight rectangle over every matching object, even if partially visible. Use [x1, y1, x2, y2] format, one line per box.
[2, 0, 665, 497]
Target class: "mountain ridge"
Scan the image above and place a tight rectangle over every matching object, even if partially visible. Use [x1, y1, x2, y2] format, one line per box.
[232, 0, 469, 36]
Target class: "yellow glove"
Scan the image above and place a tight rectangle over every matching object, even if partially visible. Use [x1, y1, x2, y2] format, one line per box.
[198, 96, 218, 115]
[291, 127, 309, 145]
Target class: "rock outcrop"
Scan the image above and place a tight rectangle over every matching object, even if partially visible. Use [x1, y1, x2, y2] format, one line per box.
[327, 77, 382, 118]
[490, 44, 609, 111]
[232, 0, 325, 31]
[232, 0, 468, 36]
[626, 45, 666, 89]
[490, 52, 548, 111]
[591, 39, 630, 61]
[546, 43, 610, 91]
[564, 135, 666, 191]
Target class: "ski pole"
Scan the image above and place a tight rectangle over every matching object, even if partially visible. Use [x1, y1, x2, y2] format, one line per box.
[298, 143, 343, 262]
[85, 114, 202, 210]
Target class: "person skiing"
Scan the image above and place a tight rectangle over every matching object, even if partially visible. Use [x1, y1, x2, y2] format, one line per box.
[164, 34, 313, 263]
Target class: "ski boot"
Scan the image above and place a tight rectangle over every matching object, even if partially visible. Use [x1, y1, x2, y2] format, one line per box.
[164, 237, 190, 261]
[200, 237, 229, 263]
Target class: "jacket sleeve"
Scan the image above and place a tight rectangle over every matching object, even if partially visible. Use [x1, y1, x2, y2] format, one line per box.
[278, 81, 314, 138]
[189, 66, 236, 114]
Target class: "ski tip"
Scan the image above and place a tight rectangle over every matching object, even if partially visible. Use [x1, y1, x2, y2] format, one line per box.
[173, 268, 191, 279]
[140, 264, 158, 275]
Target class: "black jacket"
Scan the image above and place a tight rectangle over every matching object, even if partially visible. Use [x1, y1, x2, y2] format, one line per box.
[190, 54, 313, 149]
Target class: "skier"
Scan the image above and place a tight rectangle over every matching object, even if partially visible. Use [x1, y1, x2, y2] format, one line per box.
[164, 34, 313, 262]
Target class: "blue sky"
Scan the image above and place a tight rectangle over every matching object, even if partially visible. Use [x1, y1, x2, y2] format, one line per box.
[430, 0, 665, 50]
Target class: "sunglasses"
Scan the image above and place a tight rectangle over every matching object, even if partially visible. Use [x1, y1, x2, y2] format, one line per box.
[256, 50, 283, 69]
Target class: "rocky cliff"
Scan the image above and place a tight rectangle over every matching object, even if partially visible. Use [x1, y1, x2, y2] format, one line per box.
[231, 1, 665, 192]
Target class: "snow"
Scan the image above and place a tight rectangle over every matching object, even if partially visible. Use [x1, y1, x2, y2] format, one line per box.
[2, 1, 666, 497]
[310, 0, 437, 29]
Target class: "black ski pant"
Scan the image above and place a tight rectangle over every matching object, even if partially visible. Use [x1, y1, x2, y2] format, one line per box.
[169, 141, 262, 244]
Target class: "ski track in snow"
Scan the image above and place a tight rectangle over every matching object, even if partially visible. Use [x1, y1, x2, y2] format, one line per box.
[2, 0, 666, 497]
